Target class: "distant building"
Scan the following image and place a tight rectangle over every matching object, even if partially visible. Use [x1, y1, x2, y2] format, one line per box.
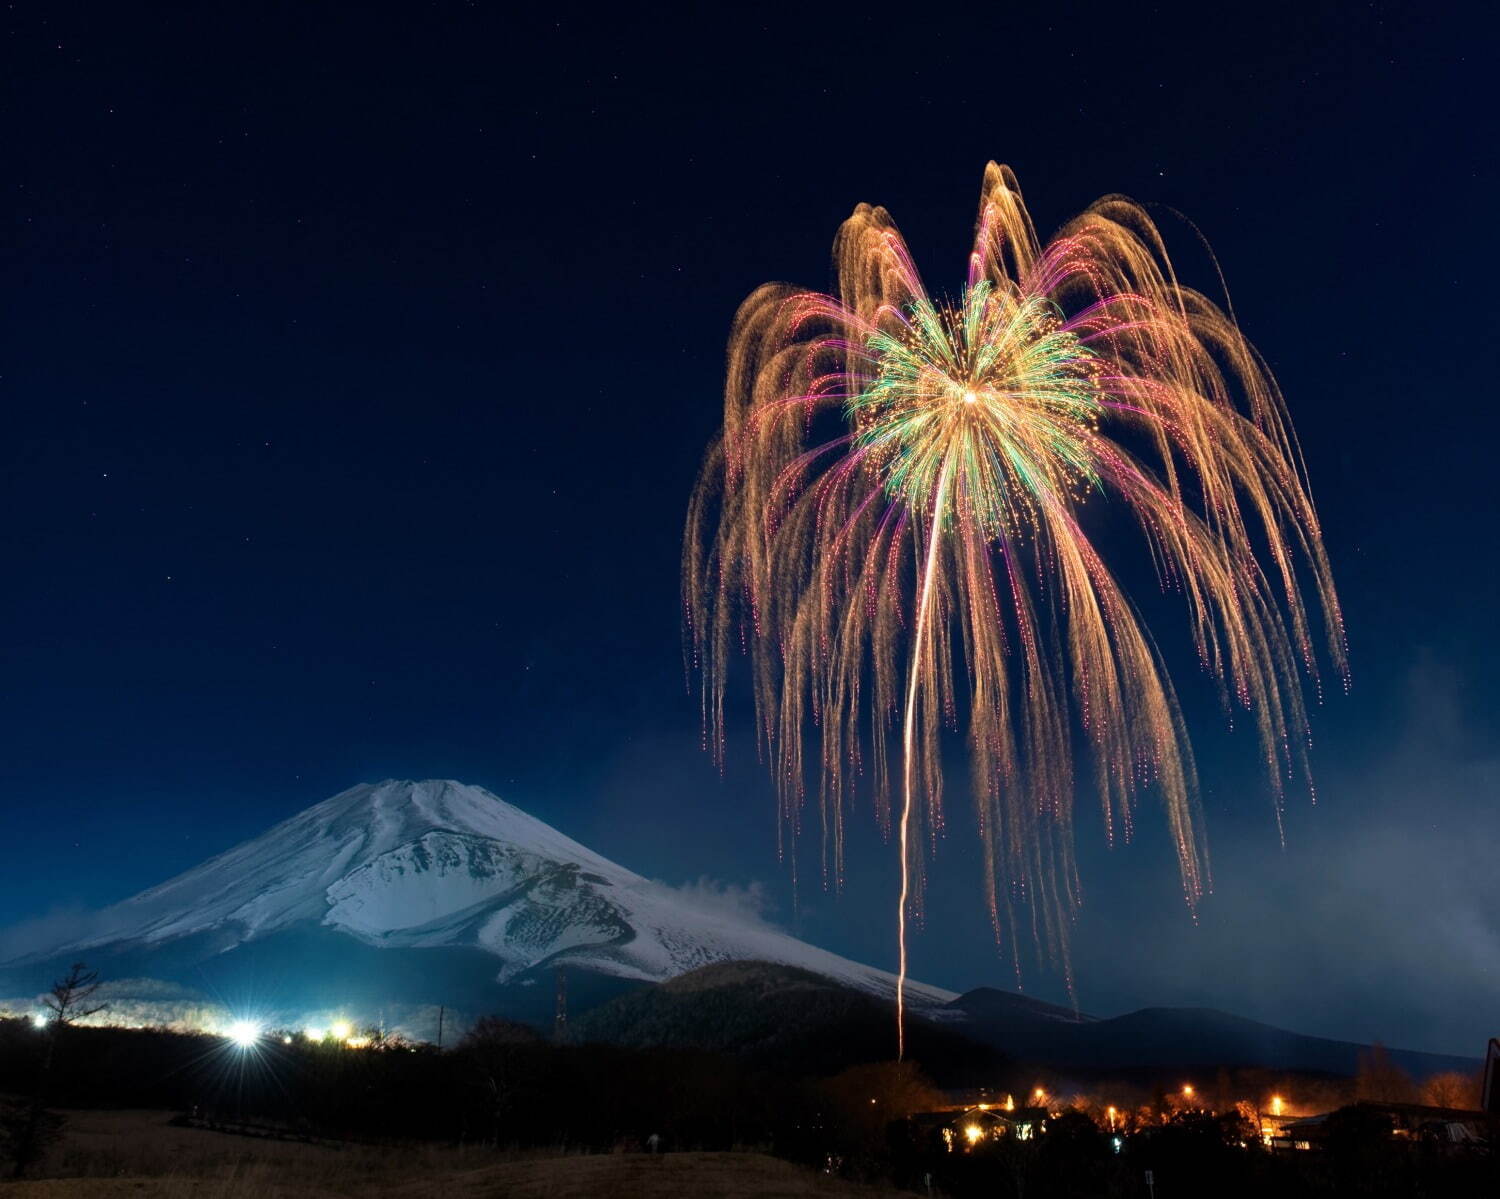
[909, 1104, 1047, 1151]
[1269, 1101, 1498, 1152]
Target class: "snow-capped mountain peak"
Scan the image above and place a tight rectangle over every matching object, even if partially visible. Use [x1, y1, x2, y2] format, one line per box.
[10, 780, 953, 1009]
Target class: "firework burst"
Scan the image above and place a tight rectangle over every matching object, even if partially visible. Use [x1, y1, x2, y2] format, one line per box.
[684, 164, 1345, 1054]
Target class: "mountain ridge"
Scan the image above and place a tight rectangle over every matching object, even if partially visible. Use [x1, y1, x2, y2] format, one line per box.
[575, 961, 1481, 1083]
[1, 779, 1479, 1080]
[0, 779, 955, 1032]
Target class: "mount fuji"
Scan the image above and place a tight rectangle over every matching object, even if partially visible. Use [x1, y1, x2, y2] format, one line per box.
[0, 780, 953, 1038]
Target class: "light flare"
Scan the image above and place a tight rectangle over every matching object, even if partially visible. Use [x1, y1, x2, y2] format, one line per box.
[226, 1019, 261, 1048]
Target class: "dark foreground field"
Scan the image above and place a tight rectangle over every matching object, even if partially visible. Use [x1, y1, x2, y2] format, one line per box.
[4, 1109, 897, 1198]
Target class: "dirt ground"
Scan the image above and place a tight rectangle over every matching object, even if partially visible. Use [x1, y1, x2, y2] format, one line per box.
[2, 1110, 900, 1198]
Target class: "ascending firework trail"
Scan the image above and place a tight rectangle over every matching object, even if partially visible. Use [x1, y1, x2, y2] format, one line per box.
[684, 163, 1346, 1056]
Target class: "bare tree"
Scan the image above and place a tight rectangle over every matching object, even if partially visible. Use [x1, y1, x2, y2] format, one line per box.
[43, 962, 107, 1026]
[1355, 1043, 1417, 1104]
[3, 962, 109, 1177]
[1421, 1071, 1479, 1110]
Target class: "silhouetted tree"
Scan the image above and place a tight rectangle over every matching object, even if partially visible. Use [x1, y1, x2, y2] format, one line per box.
[1356, 1043, 1417, 1103]
[817, 1060, 943, 1174]
[3, 962, 108, 1177]
[461, 1015, 543, 1048]
[43, 963, 107, 1029]
[455, 1016, 545, 1145]
[1420, 1070, 1477, 1110]
[1034, 1109, 1111, 1196]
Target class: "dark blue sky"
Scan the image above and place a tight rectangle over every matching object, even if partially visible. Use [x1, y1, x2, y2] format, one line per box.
[2, 3, 1495, 1054]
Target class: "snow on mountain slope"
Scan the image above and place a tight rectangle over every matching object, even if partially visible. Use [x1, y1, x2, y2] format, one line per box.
[17, 780, 954, 1009]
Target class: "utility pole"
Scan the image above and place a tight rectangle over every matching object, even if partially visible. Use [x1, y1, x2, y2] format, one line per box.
[436, 1005, 445, 1050]
[554, 967, 567, 1041]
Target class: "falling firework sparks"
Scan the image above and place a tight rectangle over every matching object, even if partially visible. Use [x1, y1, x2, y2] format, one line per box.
[684, 164, 1346, 1055]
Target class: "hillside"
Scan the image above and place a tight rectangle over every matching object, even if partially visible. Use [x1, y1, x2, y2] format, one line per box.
[573, 961, 1011, 1084]
[945, 990, 1478, 1080]
[572, 963, 1480, 1084]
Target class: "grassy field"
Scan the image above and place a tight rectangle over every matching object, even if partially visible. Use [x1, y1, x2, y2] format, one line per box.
[4, 1110, 901, 1198]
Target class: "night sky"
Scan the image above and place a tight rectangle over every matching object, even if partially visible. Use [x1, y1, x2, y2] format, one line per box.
[2, 4, 1494, 1055]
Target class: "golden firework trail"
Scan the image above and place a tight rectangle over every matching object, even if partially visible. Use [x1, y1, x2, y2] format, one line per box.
[684, 164, 1346, 1056]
